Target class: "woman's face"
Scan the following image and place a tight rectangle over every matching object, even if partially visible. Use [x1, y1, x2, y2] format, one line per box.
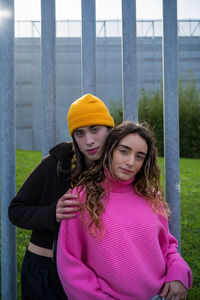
[111, 133, 148, 181]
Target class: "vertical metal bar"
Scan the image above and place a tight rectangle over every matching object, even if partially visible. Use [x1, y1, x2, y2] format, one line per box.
[122, 0, 137, 122]
[0, 0, 17, 299]
[162, 0, 181, 250]
[81, 0, 96, 95]
[41, 0, 56, 157]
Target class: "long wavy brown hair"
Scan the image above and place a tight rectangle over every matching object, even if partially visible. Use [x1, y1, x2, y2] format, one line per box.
[74, 122, 169, 235]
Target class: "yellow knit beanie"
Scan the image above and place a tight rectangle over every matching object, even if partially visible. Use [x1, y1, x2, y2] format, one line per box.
[67, 94, 114, 136]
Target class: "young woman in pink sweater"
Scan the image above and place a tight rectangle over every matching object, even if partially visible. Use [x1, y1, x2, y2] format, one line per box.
[57, 122, 192, 300]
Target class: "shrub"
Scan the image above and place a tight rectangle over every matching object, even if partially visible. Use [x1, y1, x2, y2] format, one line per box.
[110, 79, 200, 159]
[110, 99, 123, 126]
[179, 79, 200, 158]
[139, 88, 164, 155]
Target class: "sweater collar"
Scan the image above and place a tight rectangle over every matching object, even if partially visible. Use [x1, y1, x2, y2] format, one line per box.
[103, 169, 134, 193]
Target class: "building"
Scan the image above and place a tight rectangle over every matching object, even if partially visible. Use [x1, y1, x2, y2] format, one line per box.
[15, 20, 200, 150]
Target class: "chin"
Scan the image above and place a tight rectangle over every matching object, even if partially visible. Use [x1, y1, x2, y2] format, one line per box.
[122, 177, 131, 181]
[90, 155, 101, 161]
[119, 174, 133, 181]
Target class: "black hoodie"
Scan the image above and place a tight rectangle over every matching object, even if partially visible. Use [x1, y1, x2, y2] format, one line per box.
[8, 142, 73, 249]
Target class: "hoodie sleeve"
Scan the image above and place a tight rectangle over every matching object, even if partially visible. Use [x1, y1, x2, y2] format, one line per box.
[8, 157, 58, 232]
[158, 215, 193, 290]
[57, 213, 115, 300]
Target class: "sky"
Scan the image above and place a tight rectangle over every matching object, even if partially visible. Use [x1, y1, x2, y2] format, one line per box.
[13, 0, 200, 21]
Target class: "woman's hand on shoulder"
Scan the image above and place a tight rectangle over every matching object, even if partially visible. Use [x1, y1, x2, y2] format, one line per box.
[56, 189, 80, 223]
[160, 280, 187, 300]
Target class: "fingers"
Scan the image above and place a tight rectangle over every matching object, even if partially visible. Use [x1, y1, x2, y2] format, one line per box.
[160, 281, 187, 300]
[57, 213, 77, 221]
[66, 188, 72, 194]
[56, 191, 80, 223]
[57, 192, 78, 207]
[165, 291, 174, 300]
[56, 208, 80, 223]
[57, 206, 80, 214]
[160, 282, 170, 297]
[58, 199, 80, 207]
[59, 192, 77, 201]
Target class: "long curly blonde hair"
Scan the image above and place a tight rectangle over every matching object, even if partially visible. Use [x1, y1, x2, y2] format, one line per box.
[74, 122, 169, 236]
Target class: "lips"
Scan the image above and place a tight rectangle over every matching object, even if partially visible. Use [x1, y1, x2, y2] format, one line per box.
[87, 147, 99, 154]
[120, 168, 134, 174]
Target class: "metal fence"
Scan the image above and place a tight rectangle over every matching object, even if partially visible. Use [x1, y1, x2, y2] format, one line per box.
[15, 19, 200, 38]
[0, 1, 191, 298]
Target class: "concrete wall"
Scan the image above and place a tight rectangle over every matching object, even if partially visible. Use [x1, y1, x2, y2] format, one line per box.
[15, 36, 200, 150]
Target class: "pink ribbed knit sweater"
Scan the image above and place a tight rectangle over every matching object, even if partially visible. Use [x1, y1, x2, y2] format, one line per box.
[57, 175, 192, 300]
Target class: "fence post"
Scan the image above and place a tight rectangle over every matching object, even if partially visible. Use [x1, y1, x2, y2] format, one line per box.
[0, 0, 17, 298]
[41, 0, 56, 157]
[122, 0, 137, 122]
[162, 0, 181, 250]
[81, 0, 96, 95]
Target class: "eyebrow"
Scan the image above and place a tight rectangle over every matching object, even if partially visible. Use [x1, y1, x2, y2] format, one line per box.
[89, 125, 99, 129]
[75, 125, 98, 132]
[74, 129, 83, 134]
[118, 144, 147, 156]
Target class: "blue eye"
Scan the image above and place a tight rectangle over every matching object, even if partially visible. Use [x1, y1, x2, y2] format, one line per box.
[119, 149, 128, 155]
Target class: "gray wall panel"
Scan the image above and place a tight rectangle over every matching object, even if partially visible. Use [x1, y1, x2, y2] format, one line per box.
[15, 36, 200, 150]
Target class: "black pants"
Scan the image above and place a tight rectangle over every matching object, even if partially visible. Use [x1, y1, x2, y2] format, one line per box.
[21, 249, 67, 300]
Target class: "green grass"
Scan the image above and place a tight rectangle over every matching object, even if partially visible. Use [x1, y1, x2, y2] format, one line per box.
[159, 157, 200, 299]
[179, 158, 200, 298]
[15, 150, 42, 299]
[2, 150, 200, 299]
[16, 149, 42, 191]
